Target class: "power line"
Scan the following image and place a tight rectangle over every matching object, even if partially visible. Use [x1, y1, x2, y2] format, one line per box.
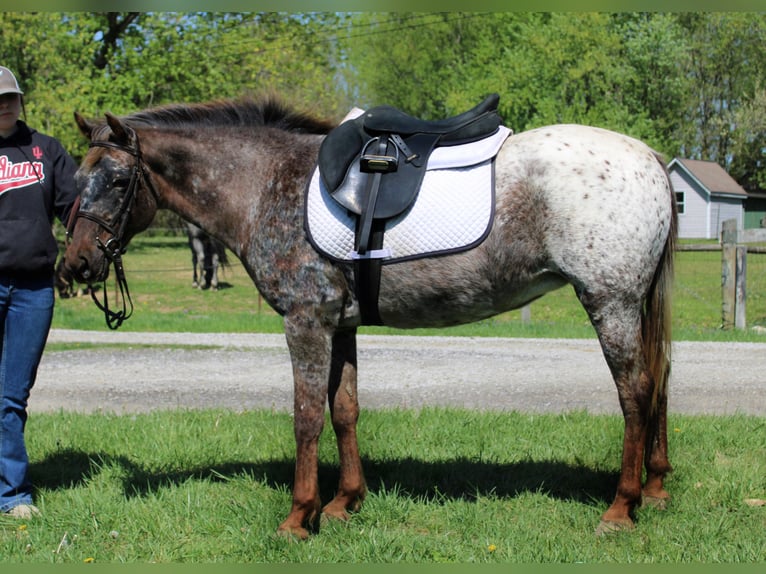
[189, 12, 496, 55]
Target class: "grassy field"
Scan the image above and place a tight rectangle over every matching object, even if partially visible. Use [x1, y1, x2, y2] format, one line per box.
[0, 409, 762, 563]
[20, 235, 762, 563]
[50, 235, 766, 342]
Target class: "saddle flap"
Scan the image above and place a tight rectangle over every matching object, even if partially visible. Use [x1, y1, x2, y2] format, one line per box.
[317, 118, 365, 194]
[329, 140, 435, 219]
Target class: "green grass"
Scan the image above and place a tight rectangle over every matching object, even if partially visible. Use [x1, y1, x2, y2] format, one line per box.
[22, 237, 766, 562]
[50, 235, 766, 342]
[52, 236, 285, 334]
[1, 408, 762, 563]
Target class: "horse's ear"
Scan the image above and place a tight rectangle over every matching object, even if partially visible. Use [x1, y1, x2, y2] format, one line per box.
[74, 111, 94, 139]
[104, 112, 134, 145]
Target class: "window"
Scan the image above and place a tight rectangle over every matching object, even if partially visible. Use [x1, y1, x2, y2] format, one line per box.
[675, 192, 685, 214]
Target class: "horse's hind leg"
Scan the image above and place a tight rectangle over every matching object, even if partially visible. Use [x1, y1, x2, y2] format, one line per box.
[642, 363, 671, 509]
[582, 295, 657, 534]
[322, 329, 367, 522]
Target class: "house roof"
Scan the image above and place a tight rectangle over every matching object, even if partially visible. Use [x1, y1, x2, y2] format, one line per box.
[669, 158, 748, 198]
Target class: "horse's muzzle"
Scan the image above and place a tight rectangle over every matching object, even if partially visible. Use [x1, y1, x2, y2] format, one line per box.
[65, 250, 108, 285]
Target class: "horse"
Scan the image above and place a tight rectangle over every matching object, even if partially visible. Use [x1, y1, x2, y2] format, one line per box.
[185, 222, 228, 290]
[63, 96, 677, 539]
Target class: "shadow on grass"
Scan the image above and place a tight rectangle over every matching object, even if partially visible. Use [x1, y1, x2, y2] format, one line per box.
[30, 449, 618, 506]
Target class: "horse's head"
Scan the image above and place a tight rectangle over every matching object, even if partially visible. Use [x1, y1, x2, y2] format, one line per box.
[64, 112, 159, 286]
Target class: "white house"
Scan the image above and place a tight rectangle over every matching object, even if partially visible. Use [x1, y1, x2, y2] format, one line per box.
[668, 158, 748, 239]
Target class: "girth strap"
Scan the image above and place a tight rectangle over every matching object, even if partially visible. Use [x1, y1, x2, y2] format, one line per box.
[354, 221, 385, 326]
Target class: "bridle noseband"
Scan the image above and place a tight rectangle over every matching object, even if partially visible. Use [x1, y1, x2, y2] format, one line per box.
[68, 137, 155, 330]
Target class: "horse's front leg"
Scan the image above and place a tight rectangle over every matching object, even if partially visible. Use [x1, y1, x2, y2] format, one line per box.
[322, 329, 367, 522]
[277, 315, 333, 539]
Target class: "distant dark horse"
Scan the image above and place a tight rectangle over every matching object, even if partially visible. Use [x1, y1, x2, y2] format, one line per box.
[185, 222, 228, 290]
[64, 96, 676, 539]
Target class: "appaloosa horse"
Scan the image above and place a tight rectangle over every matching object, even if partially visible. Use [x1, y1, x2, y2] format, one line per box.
[64, 96, 676, 538]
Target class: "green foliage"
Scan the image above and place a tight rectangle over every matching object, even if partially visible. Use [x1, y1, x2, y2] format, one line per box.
[1, 408, 762, 562]
[341, 12, 766, 173]
[2, 11, 764, 186]
[674, 13, 766, 172]
[0, 13, 99, 155]
[731, 83, 766, 192]
[339, 13, 493, 118]
[0, 12, 345, 162]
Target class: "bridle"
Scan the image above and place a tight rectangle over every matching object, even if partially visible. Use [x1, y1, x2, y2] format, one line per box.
[67, 136, 156, 330]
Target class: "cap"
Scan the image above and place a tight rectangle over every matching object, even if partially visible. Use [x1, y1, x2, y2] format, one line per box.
[0, 66, 23, 96]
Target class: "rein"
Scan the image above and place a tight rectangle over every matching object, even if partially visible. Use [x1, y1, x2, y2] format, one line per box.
[69, 139, 152, 330]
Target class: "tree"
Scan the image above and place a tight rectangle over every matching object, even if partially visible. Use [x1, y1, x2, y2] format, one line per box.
[0, 13, 102, 155]
[2, 12, 764, 194]
[613, 13, 691, 156]
[0, 12, 348, 159]
[84, 12, 344, 117]
[674, 13, 766, 167]
[730, 85, 766, 192]
[340, 13, 503, 118]
[342, 13, 677, 151]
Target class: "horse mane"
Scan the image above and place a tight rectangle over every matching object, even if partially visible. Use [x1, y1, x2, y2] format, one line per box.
[121, 95, 335, 135]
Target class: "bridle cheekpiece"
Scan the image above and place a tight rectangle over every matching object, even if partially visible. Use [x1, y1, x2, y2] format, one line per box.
[69, 137, 155, 329]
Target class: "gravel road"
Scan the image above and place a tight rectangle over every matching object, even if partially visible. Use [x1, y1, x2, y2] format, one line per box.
[32, 329, 766, 416]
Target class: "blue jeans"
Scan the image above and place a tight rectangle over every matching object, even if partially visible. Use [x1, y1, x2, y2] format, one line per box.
[0, 274, 53, 512]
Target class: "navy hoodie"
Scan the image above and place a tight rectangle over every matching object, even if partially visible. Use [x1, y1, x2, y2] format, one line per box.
[0, 120, 79, 277]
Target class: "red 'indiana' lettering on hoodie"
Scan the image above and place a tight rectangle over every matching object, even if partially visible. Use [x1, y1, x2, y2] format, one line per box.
[0, 156, 45, 194]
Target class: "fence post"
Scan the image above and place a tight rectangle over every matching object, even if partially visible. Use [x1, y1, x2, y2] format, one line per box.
[721, 219, 737, 329]
[521, 304, 531, 324]
[735, 245, 747, 330]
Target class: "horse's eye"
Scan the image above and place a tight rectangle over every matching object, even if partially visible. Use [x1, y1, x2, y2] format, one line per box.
[112, 177, 131, 189]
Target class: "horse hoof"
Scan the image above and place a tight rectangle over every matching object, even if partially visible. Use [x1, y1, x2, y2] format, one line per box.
[276, 525, 310, 541]
[321, 507, 351, 525]
[595, 518, 635, 537]
[642, 494, 669, 511]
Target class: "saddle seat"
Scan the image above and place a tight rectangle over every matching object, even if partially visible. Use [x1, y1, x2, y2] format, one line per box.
[362, 93, 501, 139]
[318, 94, 502, 228]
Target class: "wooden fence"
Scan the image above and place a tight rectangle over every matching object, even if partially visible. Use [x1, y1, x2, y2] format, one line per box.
[720, 218, 766, 330]
[520, 221, 760, 330]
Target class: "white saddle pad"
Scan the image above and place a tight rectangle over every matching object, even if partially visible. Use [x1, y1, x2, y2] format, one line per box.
[305, 120, 511, 263]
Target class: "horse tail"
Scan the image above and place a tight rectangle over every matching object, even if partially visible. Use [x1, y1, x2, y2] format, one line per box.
[642, 152, 677, 416]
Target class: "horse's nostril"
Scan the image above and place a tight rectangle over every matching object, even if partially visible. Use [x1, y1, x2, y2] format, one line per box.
[77, 257, 91, 281]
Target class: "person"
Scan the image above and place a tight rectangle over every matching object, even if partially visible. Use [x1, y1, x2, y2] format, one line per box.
[0, 65, 79, 518]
